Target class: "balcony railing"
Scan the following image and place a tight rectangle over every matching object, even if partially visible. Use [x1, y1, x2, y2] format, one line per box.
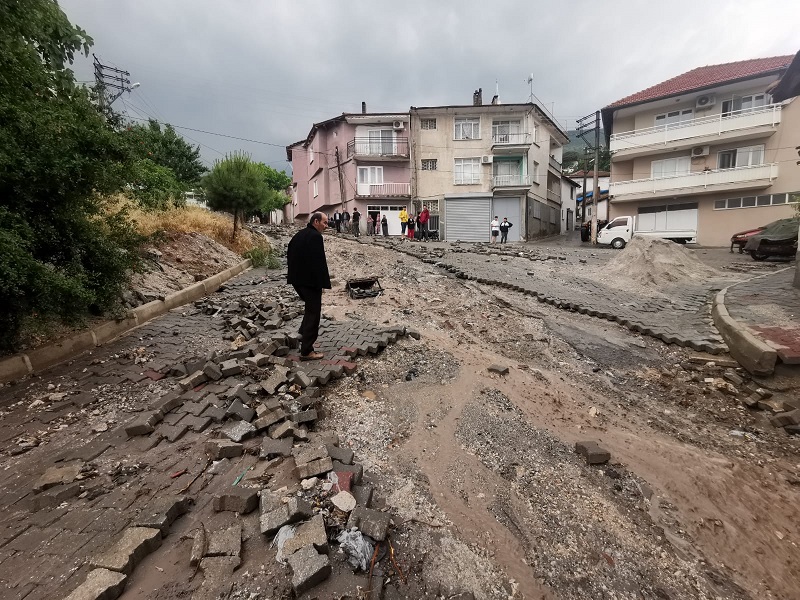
[356, 182, 410, 197]
[347, 137, 409, 159]
[610, 163, 778, 198]
[549, 156, 562, 172]
[610, 104, 782, 153]
[493, 174, 530, 187]
[491, 132, 531, 145]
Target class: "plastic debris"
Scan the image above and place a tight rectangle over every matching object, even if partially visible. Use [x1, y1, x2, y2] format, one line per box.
[336, 528, 374, 571]
[273, 524, 297, 564]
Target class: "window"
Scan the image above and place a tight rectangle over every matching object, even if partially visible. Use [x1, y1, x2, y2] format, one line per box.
[368, 129, 394, 155]
[532, 161, 540, 184]
[714, 191, 800, 209]
[717, 145, 764, 169]
[420, 118, 437, 130]
[651, 156, 691, 179]
[454, 117, 480, 140]
[655, 109, 693, 128]
[492, 120, 521, 143]
[421, 199, 439, 212]
[454, 158, 481, 184]
[358, 166, 383, 184]
[313, 180, 318, 197]
[722, 94, 770, 116]
[607, 217, 629, 229]
[421, 159, 438, 171]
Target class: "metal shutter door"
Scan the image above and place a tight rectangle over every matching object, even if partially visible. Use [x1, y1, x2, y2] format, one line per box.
[444, 197, 492, 241]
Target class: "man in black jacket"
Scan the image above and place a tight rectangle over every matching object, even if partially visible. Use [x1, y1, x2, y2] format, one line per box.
[287, 212, 331, 360]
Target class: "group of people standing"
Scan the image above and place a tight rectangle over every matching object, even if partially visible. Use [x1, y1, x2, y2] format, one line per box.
[328, 206, 431, 241]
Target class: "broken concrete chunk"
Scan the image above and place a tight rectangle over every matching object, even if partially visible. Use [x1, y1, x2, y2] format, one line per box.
[287, 545, 331, 595]
[331, 491, 357, 513]
[134, 496, 192, 535]
[260, 496, 313, 536]
[253, 409, 286, 432]
[487, 364, 510, 375]
[770, 409, 800, 428]
[226, 398, 255, 422]
[331, 460, 363, 485]
[260, 437, 293, 459]
[190, 526, 207, 567]
[90, 526, 162, 574]
[220, 420, 256, 443]
[351, 484, 373, 508]
[281, 513, 329, 556]
[290, 409, 318, 424]
[33, 463, 83, 493]
[346, 506, 391, 542]
[219, 359, 242, 377]
[206, 523, 242, 557]
[64, 568, 127, 600]
[575, 441, 611, 465]
[326, 444, 354, 465]
[292, 444, 329, 466]
[124, 411, 163, 437]
[213, 488, 258, 514]
[245, 353, 270, 368]
[203, 361, 223, 381]
[179, 370, 208, 390]
[295, 457, 333, 480]
[205, 439, 244, 460]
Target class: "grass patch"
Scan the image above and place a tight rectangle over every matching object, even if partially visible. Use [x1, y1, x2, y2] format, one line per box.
[109, 196, 270, 255]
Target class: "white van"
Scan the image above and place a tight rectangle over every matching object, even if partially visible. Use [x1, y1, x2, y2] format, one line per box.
[596, 215, 696, 249]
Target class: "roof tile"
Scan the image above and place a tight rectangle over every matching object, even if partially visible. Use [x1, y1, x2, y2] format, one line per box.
[606, 55, 793, 108]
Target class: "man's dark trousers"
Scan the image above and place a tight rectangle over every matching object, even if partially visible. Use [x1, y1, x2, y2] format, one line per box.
[293, 285, 322, 355]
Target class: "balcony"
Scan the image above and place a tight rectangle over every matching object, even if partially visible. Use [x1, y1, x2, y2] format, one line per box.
[610, 163, 778, 202]
[610, 104, 782, 159]
[548, 156, 562, 174]
[491, 132, 532, 155]
[492, 174, 530, 189]
[547, 188, 561, 204]
[347, 137, 409, 161]
[355, 182, 410, 198]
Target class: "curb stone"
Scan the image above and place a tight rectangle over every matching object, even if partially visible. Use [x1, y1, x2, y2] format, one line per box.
[0, 259, 252, 384]
[712, 287, 778, 376]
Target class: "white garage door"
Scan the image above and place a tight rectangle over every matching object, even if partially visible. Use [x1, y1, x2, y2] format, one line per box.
[444, 196, 492, 241]
[635, 202, 698, 235]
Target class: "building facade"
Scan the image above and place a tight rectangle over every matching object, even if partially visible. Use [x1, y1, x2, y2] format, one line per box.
[602, 55, 799, 246]
[409, 99, 569, 242]
[286, 111, 411, 234]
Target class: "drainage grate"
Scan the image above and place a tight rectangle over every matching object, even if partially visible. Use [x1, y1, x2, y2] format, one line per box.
[346, 277, 383, 299]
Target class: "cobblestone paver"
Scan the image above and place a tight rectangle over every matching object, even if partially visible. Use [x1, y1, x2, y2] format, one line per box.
[0, 267, 409, 599]
[726, 267, 800, 364]
[374, 238, 732, 354]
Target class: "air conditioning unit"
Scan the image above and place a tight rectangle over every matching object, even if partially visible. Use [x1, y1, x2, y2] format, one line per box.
[695, 94, 716, 110]
[481, 155, 493, 164]
[392, 120, 404, 130]
[691, 145, 710, 158]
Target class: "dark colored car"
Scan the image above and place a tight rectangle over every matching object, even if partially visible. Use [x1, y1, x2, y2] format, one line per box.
[730, 226, 766, 253]
[743, 216, 799, 261]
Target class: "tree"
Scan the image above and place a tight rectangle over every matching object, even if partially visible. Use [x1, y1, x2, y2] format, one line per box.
[252, 163, 291, 221]
[0, 0, 141, 352]
[203, 152, 270, 241]
[127, 158, 185, 210]
[122, 119, 206, 186]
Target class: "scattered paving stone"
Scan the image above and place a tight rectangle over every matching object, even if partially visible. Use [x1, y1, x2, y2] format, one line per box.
[220, 420, 256, 443]
[30, 482, 83, 511]
[287, 544, 332, 595]
[770, 409, 800, 428]
[351, 484, 373, 508]
[134, 496, 191, 535]
[260, 437, 293, 459]
[575, 441, 611, 465]
[64, 568, 127, 600]
[331, 461, 363, 485]
[179, 370, 208, 390]
[153, 423, 189, 443]
[331, 491, 357, 513]
[282, 513, 329, 556]
[296, 457, 333, 480]
[260, 497, 313, 536]
[33, 463, 83, 493]
[206, 523, 242, 557]
[290, 409, 318, 424]
[245, 354, 270, 368]
[326, 444, 354, 465]
[195, 556, 239, 600]
[149, 393, 183, 414]
[90, 526, 162, 574]
[253, 410, 285, 431]
[203, 362, 224, 381]
[180, 414, 212, 432]
[213, 488, 258, 514]
[124, 411, 163, 437]
[190, 526, 207, 567]
[269, 421, 294, 439]
[219, 359, 242, 377]
[347, 506, 391, 542]
[226, 399, 255, 422]
[205, 439, 244, 459]
[487, 364, 510, 375]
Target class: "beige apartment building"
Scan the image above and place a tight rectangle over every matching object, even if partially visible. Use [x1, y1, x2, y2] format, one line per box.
[602, 55, 800, 246]
[410, 95, 569, 242]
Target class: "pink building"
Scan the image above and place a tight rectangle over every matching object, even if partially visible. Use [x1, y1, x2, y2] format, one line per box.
[286, 108, 412, 235]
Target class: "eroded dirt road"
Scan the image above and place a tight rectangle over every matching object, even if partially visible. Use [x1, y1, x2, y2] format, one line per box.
[315, 232, 800, 599]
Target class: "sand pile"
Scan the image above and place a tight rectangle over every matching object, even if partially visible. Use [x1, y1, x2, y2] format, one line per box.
[604, 237, 720, 286]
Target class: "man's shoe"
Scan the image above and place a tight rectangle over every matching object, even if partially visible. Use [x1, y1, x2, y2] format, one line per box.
[300, 351, 324, 361]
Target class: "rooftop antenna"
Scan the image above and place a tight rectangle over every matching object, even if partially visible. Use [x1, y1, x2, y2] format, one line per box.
[526, 73, 533, 102]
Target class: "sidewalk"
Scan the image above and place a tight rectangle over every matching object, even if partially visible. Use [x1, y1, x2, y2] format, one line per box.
[723, 267, 800, 367]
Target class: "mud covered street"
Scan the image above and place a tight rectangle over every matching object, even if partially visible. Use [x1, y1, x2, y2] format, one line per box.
[0, 230, 798, 600]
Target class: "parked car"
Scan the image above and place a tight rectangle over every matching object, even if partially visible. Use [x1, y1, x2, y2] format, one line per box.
[730, 226, 766, 253]
[743, 216, 799, 261]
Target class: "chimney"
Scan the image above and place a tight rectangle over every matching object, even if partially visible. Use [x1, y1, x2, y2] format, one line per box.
[472, 88, 482, 106]
[361, 101, 367, 114]
[491, 94, 499, 105]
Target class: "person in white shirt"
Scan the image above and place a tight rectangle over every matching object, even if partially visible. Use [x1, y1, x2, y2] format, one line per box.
[490, 216, 500, 243]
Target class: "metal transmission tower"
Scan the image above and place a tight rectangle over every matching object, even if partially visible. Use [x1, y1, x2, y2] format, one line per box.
[576, 111, 601, 244]
[93, 54, 138, 111]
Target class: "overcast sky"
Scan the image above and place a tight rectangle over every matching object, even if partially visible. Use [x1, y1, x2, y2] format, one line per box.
[60, 0, 800, 172]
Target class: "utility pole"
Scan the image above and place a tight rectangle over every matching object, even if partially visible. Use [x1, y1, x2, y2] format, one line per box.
[93, 54, 138, 113]
[334, 147, 346, 213]
[580, 147, 590, 224]
[576, 111, 602, 244]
